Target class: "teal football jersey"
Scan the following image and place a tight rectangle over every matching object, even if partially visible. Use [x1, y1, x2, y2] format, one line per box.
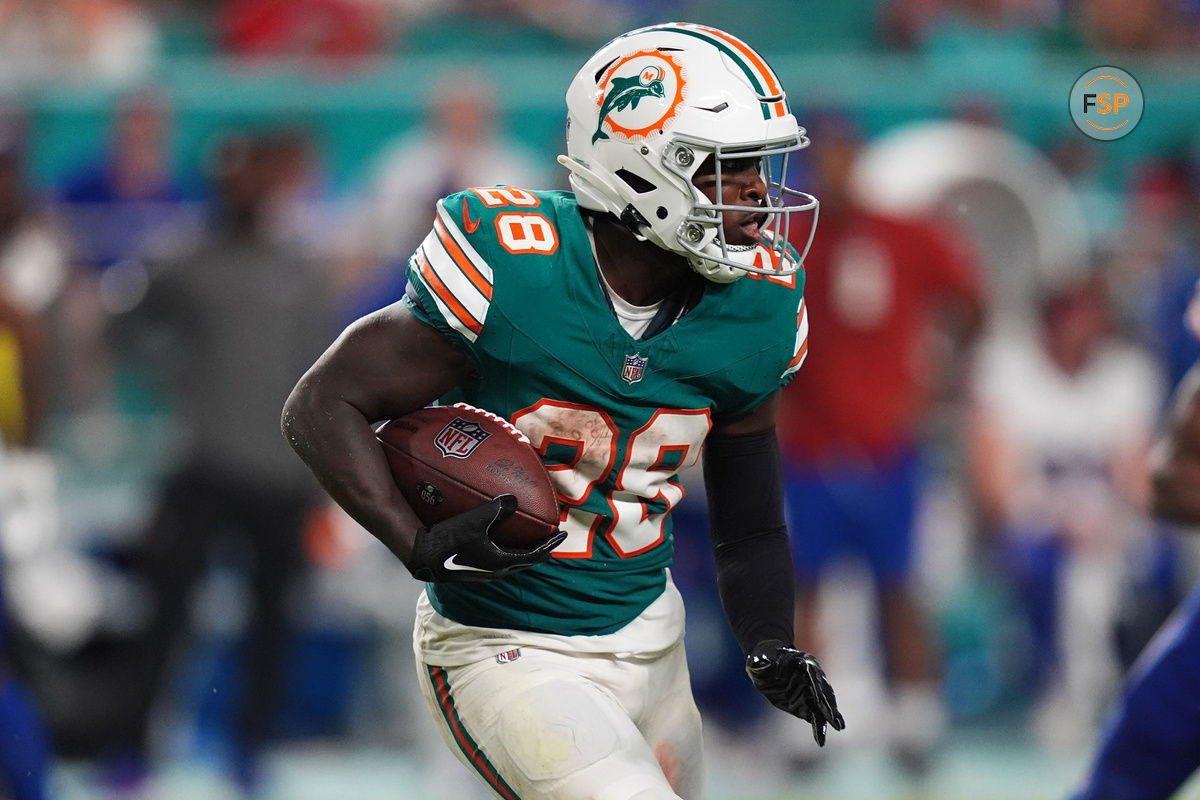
[405, 186, 809, 636]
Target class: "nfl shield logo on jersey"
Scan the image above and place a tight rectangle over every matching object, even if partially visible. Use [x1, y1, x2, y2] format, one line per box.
[435, 417, 492, 458]
[495, 648, 521, 664]
[622, 352, 648, 385]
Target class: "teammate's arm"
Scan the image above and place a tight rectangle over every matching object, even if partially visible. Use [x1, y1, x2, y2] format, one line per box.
[704, 393, 845, 745]
[1152, 363, 1200, 525]
[281, 301, 563, 579]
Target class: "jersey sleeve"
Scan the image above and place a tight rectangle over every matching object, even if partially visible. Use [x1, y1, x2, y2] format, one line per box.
[779, 295, 809, 385]
[404, 191, 496, 349]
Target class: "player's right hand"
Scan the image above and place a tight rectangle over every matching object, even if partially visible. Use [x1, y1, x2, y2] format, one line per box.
[405, 495, 567, 583]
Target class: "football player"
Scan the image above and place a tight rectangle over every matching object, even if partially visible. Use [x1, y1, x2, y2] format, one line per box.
[283, 23, 843, 799]
[1068, 283, 1200, 800]
[0, 254, 52, 800]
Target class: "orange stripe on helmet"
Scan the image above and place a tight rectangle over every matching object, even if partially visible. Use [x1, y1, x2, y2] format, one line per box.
[683, 23, 788, 118]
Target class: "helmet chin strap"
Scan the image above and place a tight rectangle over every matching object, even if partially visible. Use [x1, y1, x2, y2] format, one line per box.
[687, 249, 750, 284]
[688, 259, 742, 283]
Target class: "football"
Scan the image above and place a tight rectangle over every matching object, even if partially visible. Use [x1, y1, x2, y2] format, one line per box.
[375, 403, 560, 549]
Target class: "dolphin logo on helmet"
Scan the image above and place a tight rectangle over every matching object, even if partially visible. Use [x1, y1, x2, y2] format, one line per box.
[592, 65, 667, 144]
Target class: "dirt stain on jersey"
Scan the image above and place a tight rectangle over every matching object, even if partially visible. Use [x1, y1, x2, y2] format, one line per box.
[538, 408, 615, 471]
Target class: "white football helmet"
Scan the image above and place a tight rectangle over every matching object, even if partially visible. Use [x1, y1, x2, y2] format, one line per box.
[559, 22, 817, 283]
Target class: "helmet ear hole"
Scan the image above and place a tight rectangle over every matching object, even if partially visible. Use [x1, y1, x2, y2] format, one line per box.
[615, 168, 656, 194]
[655, 207, 668, 219]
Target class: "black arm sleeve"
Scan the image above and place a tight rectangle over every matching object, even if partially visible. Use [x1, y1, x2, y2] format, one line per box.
[702, 426, 795, 656]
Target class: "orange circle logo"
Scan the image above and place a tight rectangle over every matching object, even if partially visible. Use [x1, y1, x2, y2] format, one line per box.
[592, 50, 686, 145]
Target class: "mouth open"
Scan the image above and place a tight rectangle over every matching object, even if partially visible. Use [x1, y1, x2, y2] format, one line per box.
[733, 211, 769, 244]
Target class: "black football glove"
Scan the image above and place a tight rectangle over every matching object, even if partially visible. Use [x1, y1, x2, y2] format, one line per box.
[746, 639, 845, 746]
[406, 494, 566, 583]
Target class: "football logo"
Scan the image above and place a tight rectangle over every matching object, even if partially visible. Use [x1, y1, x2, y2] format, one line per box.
[622, 352, 649, 385]
[593, 50, 686, 144]
[434, 417, 492, 458]
[495, 648, 522, 664]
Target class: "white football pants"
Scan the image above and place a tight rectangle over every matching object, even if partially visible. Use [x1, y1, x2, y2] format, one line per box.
[414, 621, 704, 799]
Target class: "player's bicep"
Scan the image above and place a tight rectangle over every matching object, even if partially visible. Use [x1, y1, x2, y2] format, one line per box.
[302, 300, 474, 424]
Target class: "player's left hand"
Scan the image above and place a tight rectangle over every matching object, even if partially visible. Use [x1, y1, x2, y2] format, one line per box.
[746, 640, 845, 746]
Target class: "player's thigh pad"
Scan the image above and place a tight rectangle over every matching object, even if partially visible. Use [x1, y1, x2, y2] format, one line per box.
[632, 641, 704, 798]
[418, 650, 687, 800]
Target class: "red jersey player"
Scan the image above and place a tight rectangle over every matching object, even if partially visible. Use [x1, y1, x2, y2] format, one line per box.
[778, 112, 983, 769]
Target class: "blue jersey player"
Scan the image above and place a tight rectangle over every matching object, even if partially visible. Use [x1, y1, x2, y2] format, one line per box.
[0, 576, 49, 800]
[283, 23, 843, 799]
[1068, 287, 1200, 800]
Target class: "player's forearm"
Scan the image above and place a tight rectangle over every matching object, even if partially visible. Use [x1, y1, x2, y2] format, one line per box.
[712, 529, 796, 654]
[282, 302, 476, 565]
[281, 383, 422, 563]
[1151, 365, 1200, 526]
[1152, 456, 1200, 526]
[703, 427, 796, 653]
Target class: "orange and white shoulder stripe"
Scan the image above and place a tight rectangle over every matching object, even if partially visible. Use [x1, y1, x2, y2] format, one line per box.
[782, 297, 809, 379]
[409, 199, 495, 343]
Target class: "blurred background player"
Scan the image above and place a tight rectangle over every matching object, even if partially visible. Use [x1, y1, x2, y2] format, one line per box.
[339, 67, 551, 323]
[103, 129, 333, 797]
[56, 88, 188, 277]
[1066, 280, 1200, 800]
[0, 247, 53, 800]
[0, 110, 59, 800]
[50, 88, 190, 427]
[776, 111, 984, 769]
[967, 268, 1167, 750]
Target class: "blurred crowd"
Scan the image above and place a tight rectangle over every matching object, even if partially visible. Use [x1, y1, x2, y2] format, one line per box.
[0, 0, 690, 87]
[0, 0, 1198, 90]
[1, 1, 1200, 799]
